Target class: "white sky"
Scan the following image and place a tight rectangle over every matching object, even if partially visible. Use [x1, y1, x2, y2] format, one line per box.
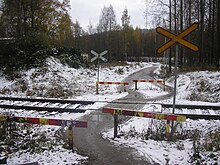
[70, 0, 147, 31]
[0, 0, 157, 30]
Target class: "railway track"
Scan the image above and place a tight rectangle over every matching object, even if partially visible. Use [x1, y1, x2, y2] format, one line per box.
[0, 96, 219, 120]
[162, 107, 220, 120]
[161, 103, 220, 120]
[0, 96, 97, 113]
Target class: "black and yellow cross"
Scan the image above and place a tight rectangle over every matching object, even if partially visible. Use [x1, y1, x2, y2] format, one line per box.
[156, 23, 199, 54]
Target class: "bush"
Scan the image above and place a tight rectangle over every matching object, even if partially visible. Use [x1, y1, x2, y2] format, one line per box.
[203, 130, 220, 152]
[51, 47, 89, 68]
[115, 68, 124, 74]
[44, 84, 73, 98]
[0, 33, 50, 79]
[0, 115, 7, 139]
[0, 39, 87, 79]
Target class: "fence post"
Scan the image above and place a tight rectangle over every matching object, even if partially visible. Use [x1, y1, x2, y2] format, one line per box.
[113, 114, 118, 138]
[96, 82, 99, 94]
[124, 83, 126, 92]
[166, 120, 170, 140]
[163, 80, 166, 91]
[134, 81, 138, 90]
[67, 125, 74, 149]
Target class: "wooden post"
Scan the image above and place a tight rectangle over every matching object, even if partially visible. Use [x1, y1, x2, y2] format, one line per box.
[113, 114, 118, 138]
[166, 120, 170, 140]
[67, 125, 73, 149]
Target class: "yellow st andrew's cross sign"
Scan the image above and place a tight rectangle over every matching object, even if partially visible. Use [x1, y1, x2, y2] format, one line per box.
[156, 23, 199, 54]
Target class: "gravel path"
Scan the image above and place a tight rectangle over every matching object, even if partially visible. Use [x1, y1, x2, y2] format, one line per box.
[74, 66, 173, 165]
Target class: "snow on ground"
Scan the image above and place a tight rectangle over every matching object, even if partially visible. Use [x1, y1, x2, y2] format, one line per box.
[156, 71, 220, 106]
[7, 145, 87, 165]
[103, 116, 219, 164]
[133, 81, 168, 99]
[0, 58, 220, 164]
[0, 57, 154, 99]
[0, 58, 154, 119]
[102, 68, 220, 165]
[103, 129, 193, 165]
[0, 57, 155, 165]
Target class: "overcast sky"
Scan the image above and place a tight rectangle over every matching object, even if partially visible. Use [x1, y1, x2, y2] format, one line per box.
[70, 0, 147, 31]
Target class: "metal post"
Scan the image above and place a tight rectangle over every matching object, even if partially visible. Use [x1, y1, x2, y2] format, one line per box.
[171, 44, 179, 138]
[163, 80, 166, 91]
[96, 57, 100, 94]
[173, 44, 178, 114]
[163, 38, 166, 92]
[113, 114, 118, 138]
[96, 82, 99, 94]
[124, 84, 126, 92]
[135, 81, 137, 90]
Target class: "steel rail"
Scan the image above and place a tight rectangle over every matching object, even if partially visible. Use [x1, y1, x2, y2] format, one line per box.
[1, 96, 220, 110]
[161, 103, 220, 110]
[0, 97, 219, 119]
[178, 113, 220, 120]
[0, 104, 86, 113]
[108, 102, 220, 110]
[0, 96, 95, 105]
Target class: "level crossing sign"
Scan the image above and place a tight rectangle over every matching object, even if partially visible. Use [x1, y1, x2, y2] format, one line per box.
[90, 50, 108, 62]
[156, 23, 199, 54]
[156, 23, 199, 138]
[90, 50, 108, 94]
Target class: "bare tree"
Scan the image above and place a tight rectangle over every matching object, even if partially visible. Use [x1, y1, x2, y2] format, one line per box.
[97, 5, 117, 33]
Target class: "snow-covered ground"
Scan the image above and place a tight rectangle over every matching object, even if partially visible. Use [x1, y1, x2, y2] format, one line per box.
[0, 57, 219, 164]
[0, 58, 154, 164]
[103, 69, 220, 165]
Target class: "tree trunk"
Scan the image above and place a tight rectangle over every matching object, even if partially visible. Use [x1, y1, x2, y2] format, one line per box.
[212, 0, 215, 66]
[200, 0, 205, 64]
[180, 0, 183, 67]
[17, 0, 22, 39]
[217, 0, 220, 66]
[187, 0, 193, 66]
[188, 0, 192, 26]
[208, 0, 213, 66]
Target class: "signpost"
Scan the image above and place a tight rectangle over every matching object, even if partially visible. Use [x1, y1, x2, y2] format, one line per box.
[90, 50, 108, 63]
[90, 50, 108, 94]
[156, 23, 199, 138]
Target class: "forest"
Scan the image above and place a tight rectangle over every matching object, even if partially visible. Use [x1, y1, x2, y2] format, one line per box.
[0, 0, 219, 77]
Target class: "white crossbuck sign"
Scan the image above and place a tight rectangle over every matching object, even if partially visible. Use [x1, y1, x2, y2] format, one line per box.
[90, 50, 108, 62]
